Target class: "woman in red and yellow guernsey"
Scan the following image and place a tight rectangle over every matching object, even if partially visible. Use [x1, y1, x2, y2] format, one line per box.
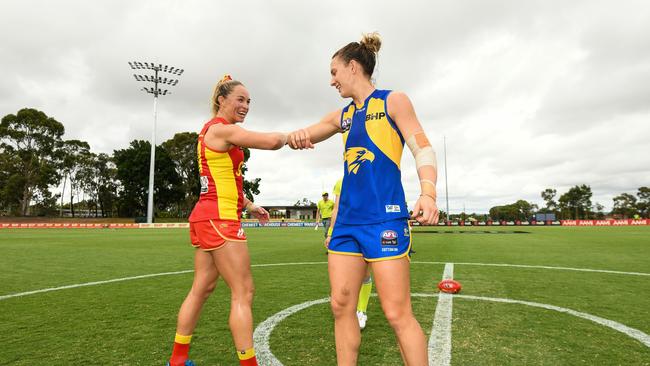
[167, 75, 287, 366]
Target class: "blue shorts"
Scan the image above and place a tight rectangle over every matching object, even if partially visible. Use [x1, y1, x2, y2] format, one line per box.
[328, 218, 412, 262]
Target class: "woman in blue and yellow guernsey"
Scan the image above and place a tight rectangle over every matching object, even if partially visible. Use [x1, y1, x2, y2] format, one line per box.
[288, 33, 439, 365]
[167, 75, 287, 366]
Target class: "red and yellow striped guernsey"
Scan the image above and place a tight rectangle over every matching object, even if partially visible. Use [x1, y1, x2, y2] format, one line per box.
[189, 117, 245, 222]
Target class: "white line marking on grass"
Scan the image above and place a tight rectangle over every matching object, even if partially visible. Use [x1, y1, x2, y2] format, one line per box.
[0, 270, 194, 301]
[412, 261, 650, 277]
[0, 262, 327, 301]
[254, 294, 650, 365]
[254, 297, 331, 366]
[413, 294, 650, 348]
[429, 263, 454, 366]
[2, 261, 647, 301]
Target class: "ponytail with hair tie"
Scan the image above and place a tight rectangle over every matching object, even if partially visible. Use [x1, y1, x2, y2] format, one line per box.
[211, 74, 243, 116]
[332, 32, 382, 78]
[219, 74, 233, 84]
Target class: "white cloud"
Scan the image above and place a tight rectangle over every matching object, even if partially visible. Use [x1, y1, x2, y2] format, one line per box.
[1, 0, 648, 213]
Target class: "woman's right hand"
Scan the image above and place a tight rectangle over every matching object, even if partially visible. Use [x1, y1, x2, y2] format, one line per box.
[324, 236, 331, 249]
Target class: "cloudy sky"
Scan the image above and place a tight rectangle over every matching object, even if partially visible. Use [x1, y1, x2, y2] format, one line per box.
[1, 0, 648, 213]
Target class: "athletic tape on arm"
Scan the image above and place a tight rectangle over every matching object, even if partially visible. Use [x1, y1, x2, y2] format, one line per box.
[406, 132, 437, 170]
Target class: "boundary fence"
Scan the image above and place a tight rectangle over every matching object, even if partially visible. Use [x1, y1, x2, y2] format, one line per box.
[1, 219, 648, 229]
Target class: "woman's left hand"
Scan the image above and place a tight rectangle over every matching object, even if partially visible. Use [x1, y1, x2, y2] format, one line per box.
[287, 129, 314, 150]
[249, 205, 270, 224]
[411, 195, 439, 225]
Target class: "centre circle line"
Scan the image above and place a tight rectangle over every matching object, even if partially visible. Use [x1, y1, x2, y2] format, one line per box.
[254, 293, 650, 365]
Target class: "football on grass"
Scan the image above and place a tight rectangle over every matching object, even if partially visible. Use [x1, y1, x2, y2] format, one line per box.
[437, 279, 462, 294]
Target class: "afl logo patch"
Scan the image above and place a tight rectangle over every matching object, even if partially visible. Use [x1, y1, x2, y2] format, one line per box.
[381, 230, 398, 245]
[341, 118, 352, 132]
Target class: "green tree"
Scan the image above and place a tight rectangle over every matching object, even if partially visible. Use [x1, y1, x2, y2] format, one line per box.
[593, 202, 605, 219]
[241, 147, 261, 202]
[113, 140, 183, 218]
[0, 108, 64, 215]
[28, 192, 60, 216]
[58, 139, 91, 217]
[540, 188, 557, 213]
[489, 200, 538, 221]
[515, 199, 538, 220]
[558, 185, 592, 219]
[94, 153, 118, 217]
[161, 132, 200, 217]
[77, 152, 98, 216]
[489, 205, 518, 221]
[0, 149, 23, 214]
[611, 193, 638, 219]
[77, 152, 118, 217]
[637, 187, 649, 218]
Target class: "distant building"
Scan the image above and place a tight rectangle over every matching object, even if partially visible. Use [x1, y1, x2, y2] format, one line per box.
[535, 213, 556, 221]
[262, 205, 318, 220]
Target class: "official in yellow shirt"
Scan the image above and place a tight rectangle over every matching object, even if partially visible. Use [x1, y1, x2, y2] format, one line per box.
[316, 192, 335, 238]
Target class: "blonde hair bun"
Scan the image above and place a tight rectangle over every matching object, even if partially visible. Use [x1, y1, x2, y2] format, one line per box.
[360, 32, 382, 54]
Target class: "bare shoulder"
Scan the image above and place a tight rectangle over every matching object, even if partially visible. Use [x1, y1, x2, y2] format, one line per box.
[204, 123, 242, 151]
[207, 122, 240, 138]
[387, 91, 415, 118]
[387, 91, 412, 107]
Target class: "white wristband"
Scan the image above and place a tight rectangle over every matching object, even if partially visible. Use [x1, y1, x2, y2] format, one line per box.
[406, 133, 437, 170]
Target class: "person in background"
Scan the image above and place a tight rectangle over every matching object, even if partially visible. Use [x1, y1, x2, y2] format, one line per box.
[316, 192, 335, 237]
[326, 178, 372, 330]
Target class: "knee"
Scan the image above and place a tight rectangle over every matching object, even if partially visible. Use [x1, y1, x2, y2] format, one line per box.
[383, 305, 411, 331]
[231, 281, 255, 303]
[330, 288, 354, 318]
[191, 281, 216, 300]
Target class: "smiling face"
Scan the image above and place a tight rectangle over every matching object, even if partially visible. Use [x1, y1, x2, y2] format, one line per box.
[217, 85, 250, 123]
[330, 56, 357, 98]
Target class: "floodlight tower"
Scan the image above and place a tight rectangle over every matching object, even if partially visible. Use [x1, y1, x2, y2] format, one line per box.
[128, 61, 184, 223]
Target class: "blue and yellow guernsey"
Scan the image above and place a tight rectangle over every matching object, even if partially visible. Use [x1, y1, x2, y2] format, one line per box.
[337, 89, 409, 224]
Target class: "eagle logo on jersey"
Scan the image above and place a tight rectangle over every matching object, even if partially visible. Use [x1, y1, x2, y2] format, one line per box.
[345, 147, 375, 174]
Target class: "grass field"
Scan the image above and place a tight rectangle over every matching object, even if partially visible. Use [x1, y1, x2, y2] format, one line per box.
[1, 226, 649, 365]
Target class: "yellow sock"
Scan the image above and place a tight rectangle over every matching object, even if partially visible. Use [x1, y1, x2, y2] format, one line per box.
[357, 276, 372, 313]
[174, 333, 192, 344]
[237, 348, 257, 365]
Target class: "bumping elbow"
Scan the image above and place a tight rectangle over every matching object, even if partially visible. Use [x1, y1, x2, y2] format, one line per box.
[273, 140, 285, 150]
[272, 134, 287, 150]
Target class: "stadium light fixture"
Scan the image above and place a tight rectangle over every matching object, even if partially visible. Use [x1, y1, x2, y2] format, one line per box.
[128, 60, 184, 224]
